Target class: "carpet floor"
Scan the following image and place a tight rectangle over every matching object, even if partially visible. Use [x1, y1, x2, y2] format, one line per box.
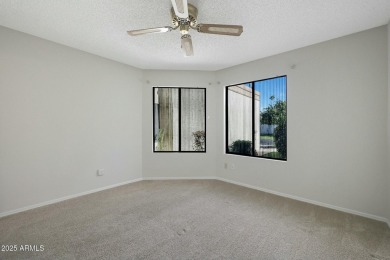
[0, 180, 389, 260]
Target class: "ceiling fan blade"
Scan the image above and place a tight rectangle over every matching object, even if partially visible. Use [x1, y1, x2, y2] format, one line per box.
[197, 24, 243, 36]
[171, 0, 188, 19]
[181, 34, 193, 56]
[127, 26, 173, 36]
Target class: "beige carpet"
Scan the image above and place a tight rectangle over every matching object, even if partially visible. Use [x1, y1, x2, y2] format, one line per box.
[0, 180, 389, 260]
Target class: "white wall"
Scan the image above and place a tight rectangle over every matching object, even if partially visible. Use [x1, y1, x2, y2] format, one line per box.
[142, 70, 217, 179]
[216, 26, 388, 220]
[387, 23, 390, 224]
[0, 26, 143, 215]
[227, 87, 254, 144]
[1, 24, 389, 224]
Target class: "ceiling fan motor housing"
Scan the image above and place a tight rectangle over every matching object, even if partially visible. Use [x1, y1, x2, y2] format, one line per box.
[171, 3, 198, 33]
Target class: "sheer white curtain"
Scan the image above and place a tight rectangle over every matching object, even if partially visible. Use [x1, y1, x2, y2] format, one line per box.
[181, 89, 205, 151]
[155, 88, 179, 151]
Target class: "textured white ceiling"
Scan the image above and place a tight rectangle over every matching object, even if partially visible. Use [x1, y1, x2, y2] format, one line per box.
[1, 0, 390, 71]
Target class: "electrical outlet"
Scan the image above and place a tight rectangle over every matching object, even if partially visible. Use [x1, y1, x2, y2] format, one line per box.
[97, 169, 104, 176]
[224, 163, 228, 170]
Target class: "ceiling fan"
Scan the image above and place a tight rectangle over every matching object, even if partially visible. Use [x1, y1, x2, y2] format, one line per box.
[127, 0, 244, 57]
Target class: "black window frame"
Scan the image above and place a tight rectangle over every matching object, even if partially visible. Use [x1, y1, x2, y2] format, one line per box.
[225, 75, 287, 161]
[153, 87, 207, 153]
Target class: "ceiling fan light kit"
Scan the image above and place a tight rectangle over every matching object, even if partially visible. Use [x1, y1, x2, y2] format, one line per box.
[127, 0, 243, 57]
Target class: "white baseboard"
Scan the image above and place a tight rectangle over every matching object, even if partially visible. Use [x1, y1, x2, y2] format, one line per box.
[216, 177, 389, 224]
[1, 176, 389, 228]
[0, 178, 143, 218]
[140, 176, 390, 227]
[143, 176, 217, 180]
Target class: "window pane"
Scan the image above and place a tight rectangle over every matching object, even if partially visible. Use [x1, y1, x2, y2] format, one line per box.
[227, 84, 253, 156]
[154, 88, 179, 151]
[255, 76, 287, 160]
[181, 89, 206, 152]
[225, 76, 287, 161]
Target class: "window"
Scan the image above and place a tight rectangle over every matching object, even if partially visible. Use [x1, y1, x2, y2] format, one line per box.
[153, 87, 206, 152]
[226, 76, 287, 160]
